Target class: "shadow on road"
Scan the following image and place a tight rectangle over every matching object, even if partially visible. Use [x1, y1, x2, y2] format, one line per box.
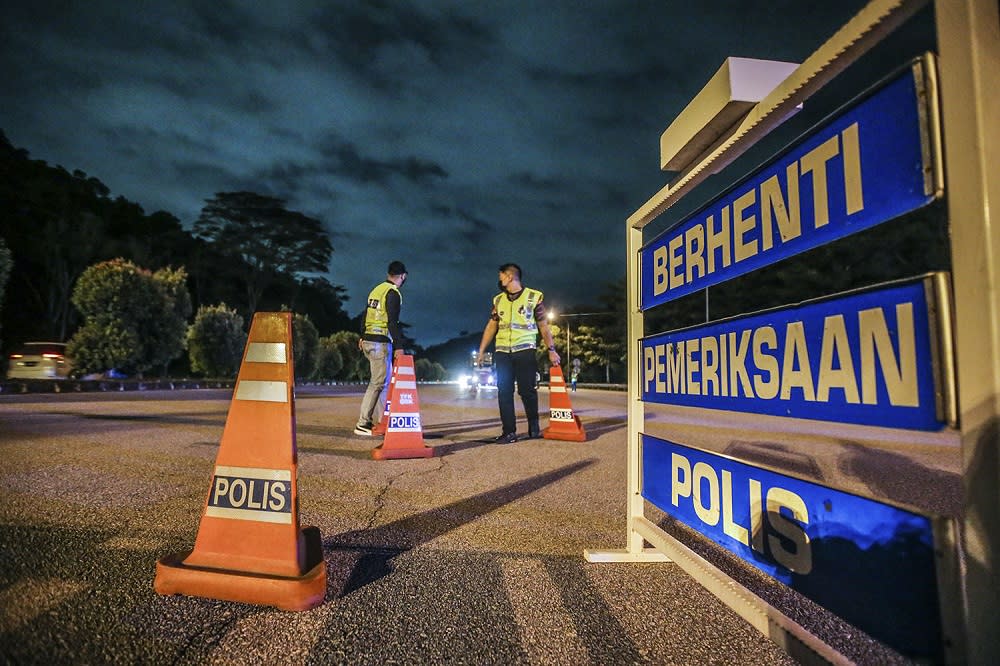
[576, 416, 625, 439]
[324, 459, 596, 596]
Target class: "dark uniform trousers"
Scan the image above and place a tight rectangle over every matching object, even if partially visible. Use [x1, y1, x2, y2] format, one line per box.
[495, 349, 539, 436]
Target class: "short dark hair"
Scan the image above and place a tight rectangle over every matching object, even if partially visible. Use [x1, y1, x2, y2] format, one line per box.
[388, 261, 407, 276]
[498, 263, 521, 280]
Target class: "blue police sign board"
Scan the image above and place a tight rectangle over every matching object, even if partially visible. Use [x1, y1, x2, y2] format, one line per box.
[642, 434, 945, 659]
[640, 62, 940, 309]
[641, 273, 952, 430]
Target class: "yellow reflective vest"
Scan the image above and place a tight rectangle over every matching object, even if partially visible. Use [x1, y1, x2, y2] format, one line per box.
[364, 281, 401, 340]
[493, 288, 543, 353]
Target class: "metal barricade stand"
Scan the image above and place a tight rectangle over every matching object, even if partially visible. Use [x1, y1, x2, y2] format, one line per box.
[584, 1, 998, 663]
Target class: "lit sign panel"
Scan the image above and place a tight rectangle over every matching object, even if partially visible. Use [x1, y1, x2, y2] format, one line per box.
[641, 274, 952, 430]
[641, 62, 940, 309]
[642, 434, 945, 659]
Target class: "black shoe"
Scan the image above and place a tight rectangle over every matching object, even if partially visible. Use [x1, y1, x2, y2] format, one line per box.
[525, 428, 542, 440]
[489, 432, 518, 444]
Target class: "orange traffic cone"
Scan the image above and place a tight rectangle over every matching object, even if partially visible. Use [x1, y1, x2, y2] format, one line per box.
[371, 362, 398, 436]
[543, 365, 587, 442]
[154, 312, 326, 611]
[371, 354, 436, 460]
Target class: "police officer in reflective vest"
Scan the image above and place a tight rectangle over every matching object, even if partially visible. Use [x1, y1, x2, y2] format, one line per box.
[476, 263, 560, 443]
[354, 261, 407, 436]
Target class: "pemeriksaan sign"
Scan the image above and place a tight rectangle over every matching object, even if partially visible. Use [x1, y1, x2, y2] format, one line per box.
[641, 273, 955, 430]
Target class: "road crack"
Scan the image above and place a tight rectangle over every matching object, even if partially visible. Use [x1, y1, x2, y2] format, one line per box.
[363, 456, 447, 530]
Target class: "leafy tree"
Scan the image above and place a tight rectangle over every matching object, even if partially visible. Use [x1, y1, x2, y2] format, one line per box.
[187, 304, 246, 378]
[0, 236, 11, 346]
[193, 192, 333, 314]
[573, 323, 624, 383]
[315, 335, 345, 381]
[543, 311, 625, 383]
[327, 330, 367, 381]
[1, 133, 202, 346]
[291, 312, 319, 382]
[106, 205, 193, 271]
[288, 276, 353, 335]
[67, 258, 190, 377]
[152, 266, 193, 374]
[1, 135, 352, 355]
[0, 148, 111, 340]
[414, 358, 446, 381]
[538, 324, 563, 369]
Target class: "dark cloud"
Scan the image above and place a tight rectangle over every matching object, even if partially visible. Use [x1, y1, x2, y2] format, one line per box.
[312, 1, 495, 82]
[1, 0, 876, 344]
[318, 140, 449, 185]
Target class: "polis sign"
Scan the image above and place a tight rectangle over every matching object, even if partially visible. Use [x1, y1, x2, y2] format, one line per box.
[642, 434, 946, 659]
[204, 465, 293, 525]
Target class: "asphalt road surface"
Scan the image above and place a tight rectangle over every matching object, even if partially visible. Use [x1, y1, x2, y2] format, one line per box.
[1, 383, 958, 664]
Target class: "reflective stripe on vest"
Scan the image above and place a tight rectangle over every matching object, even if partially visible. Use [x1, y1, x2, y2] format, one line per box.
[493, 288, 542, 353]
[364, 282, 401, 340]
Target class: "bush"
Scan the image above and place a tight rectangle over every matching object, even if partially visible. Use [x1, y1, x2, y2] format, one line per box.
[68, 258, 189, 376]
[327, 331, 366, 381]
[315, 336, 344, 381]
[186, 303, 246, 378]
[153, 266, 193, 373]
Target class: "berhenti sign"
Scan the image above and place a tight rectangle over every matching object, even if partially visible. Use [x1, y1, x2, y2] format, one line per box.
[641, 62, 940, 309]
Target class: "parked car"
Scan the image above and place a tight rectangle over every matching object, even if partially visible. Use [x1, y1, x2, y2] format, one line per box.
[6, 342, 73, 380]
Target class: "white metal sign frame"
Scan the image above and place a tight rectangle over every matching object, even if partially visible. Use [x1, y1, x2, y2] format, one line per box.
[586, 0, 999, 663]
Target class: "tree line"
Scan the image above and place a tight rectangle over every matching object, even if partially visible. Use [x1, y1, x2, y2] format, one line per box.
[0, 130, 359, 342]
[0, 129, 627, 383]
[1, 127, 950, 385]
[0, 130, 433, 381]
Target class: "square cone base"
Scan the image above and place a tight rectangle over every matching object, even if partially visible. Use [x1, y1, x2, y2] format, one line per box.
[543, 417, 587, 442]
[154, 526, 327, 611]
[371, 445, 436, 460]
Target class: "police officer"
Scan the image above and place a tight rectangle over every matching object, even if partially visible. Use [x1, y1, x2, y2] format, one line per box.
[354, 261, 407, 436]
[476, 263, 560, 443]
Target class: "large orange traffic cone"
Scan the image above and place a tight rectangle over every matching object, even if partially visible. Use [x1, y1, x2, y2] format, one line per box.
[371, 354, 436, 460]
[154, 312, 326, 611]
[543, 365, 587, 442]
[371, 362, 398, 436]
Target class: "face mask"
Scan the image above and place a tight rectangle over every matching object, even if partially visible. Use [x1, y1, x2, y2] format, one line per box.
[497, 280, 505, 291]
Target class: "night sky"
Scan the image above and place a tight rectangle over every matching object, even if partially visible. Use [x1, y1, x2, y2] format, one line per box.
[2, 1, 870, 345]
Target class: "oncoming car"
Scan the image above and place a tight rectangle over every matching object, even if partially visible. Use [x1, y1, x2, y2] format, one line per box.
[462, 351, 497, 395]
[6, 342, 73, 380]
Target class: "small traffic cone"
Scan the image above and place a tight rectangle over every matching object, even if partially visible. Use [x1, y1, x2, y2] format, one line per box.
[154, 312, 326, 611]
[371, 362, 398, 436]
[543, 365, 587, 442]
[371, 354, 436, 460]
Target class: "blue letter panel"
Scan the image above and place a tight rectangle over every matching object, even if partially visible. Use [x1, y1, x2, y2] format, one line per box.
[642, 434, 943, 659]
[641, 65, 937, 309]
[640, 275, 945, 430]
